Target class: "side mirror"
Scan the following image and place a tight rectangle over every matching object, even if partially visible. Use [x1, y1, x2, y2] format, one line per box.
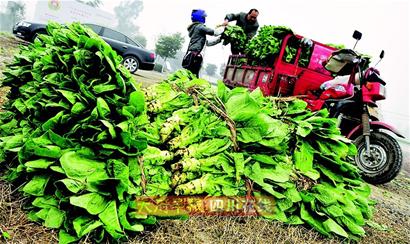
[380, 50, 385, 59]
[353, 30, 362, 40]
[374, 50, 385, 67]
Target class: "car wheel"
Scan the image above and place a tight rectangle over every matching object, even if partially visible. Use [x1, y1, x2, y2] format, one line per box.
[123, 56, 139, 73]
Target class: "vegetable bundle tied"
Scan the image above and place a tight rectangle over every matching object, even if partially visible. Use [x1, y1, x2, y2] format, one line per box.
[1, 22, 375, 243]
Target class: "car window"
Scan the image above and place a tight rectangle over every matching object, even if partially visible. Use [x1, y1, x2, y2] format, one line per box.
[126, 37, 140, 47]
[85, 24, 102, 34]
[298, 43, 313, 68]
[282, 36, 299, 64]
[281, 36, 312, 67]
[102, 28, 126, 42]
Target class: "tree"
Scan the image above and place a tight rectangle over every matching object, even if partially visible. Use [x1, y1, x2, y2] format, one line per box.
[205, 63, 217, 77]
[114, 0, 143, 37]
[75, 0, 103, 8]
[0, 1, 25, 32]
[155, 33, 184, 72]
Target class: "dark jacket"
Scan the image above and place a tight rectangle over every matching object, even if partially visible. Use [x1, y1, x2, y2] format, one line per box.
[225, 12, 259, 39]
[187, 22, 215, 53]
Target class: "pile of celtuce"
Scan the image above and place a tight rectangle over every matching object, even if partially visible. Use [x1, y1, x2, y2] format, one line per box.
[0, 22, 374, 243]
[143, 70, 374, 240]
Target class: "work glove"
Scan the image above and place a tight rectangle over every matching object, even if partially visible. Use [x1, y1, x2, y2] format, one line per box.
[213, 26, 225, 36]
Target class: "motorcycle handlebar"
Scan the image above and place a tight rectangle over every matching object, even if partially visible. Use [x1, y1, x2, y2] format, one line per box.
[365, 73, 386, 85]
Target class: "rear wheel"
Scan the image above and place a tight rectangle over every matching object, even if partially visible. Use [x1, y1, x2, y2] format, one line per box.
[122, 56, 139, 73]
[353, 132, 402, 184]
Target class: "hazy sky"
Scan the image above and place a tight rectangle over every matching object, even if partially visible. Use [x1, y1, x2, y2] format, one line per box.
[9, 0, 410, 137]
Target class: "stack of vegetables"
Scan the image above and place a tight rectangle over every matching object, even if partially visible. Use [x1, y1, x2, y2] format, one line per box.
[0, 22, 375, 243]
[0, 21, 158, 243]
[221, 25, 294, 65]
[143, 70, 375, 240]
[245, 25, 293, 63]
[221, 25, 248, 53]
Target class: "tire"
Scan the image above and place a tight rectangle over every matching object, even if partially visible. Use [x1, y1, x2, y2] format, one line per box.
[122, 56, 139, 73]
[353, 132, 402, 184]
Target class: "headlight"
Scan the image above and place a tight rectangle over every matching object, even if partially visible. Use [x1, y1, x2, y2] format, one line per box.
[19, 22, 31, 27]
[368, 106, 379, 119]
[379, 84, 386, 97]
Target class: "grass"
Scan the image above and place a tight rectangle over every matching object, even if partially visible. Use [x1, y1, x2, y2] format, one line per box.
[0, 179, 57, 243]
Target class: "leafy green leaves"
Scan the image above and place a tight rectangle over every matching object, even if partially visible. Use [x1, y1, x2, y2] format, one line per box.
[226, 91, 260, 122]
[60, 151, 108, 181]
[44, 207, 66, 228]
[72, 216, 103, 238]
[70, 193, 109, 215]
[323, 218, 349, 238]
[221, 26, 248, 53]
[22, 175, 50, 196]
[98, 201, 124, 238]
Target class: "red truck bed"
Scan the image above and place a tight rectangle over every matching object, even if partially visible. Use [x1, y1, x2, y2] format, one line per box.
[223, 34, 337, 97]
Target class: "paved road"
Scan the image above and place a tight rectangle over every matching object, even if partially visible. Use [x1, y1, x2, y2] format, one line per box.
[133, 70, 166, 87]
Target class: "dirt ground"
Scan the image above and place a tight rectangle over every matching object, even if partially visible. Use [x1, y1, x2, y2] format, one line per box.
[0, 33, 409, 244]
[134, 70, 167, 87]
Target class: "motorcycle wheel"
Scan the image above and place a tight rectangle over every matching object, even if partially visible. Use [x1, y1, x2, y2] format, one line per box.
[353, 131, 402, 184]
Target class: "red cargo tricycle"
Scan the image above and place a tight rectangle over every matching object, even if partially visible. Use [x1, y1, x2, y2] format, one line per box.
[223, 31, 404, 184]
